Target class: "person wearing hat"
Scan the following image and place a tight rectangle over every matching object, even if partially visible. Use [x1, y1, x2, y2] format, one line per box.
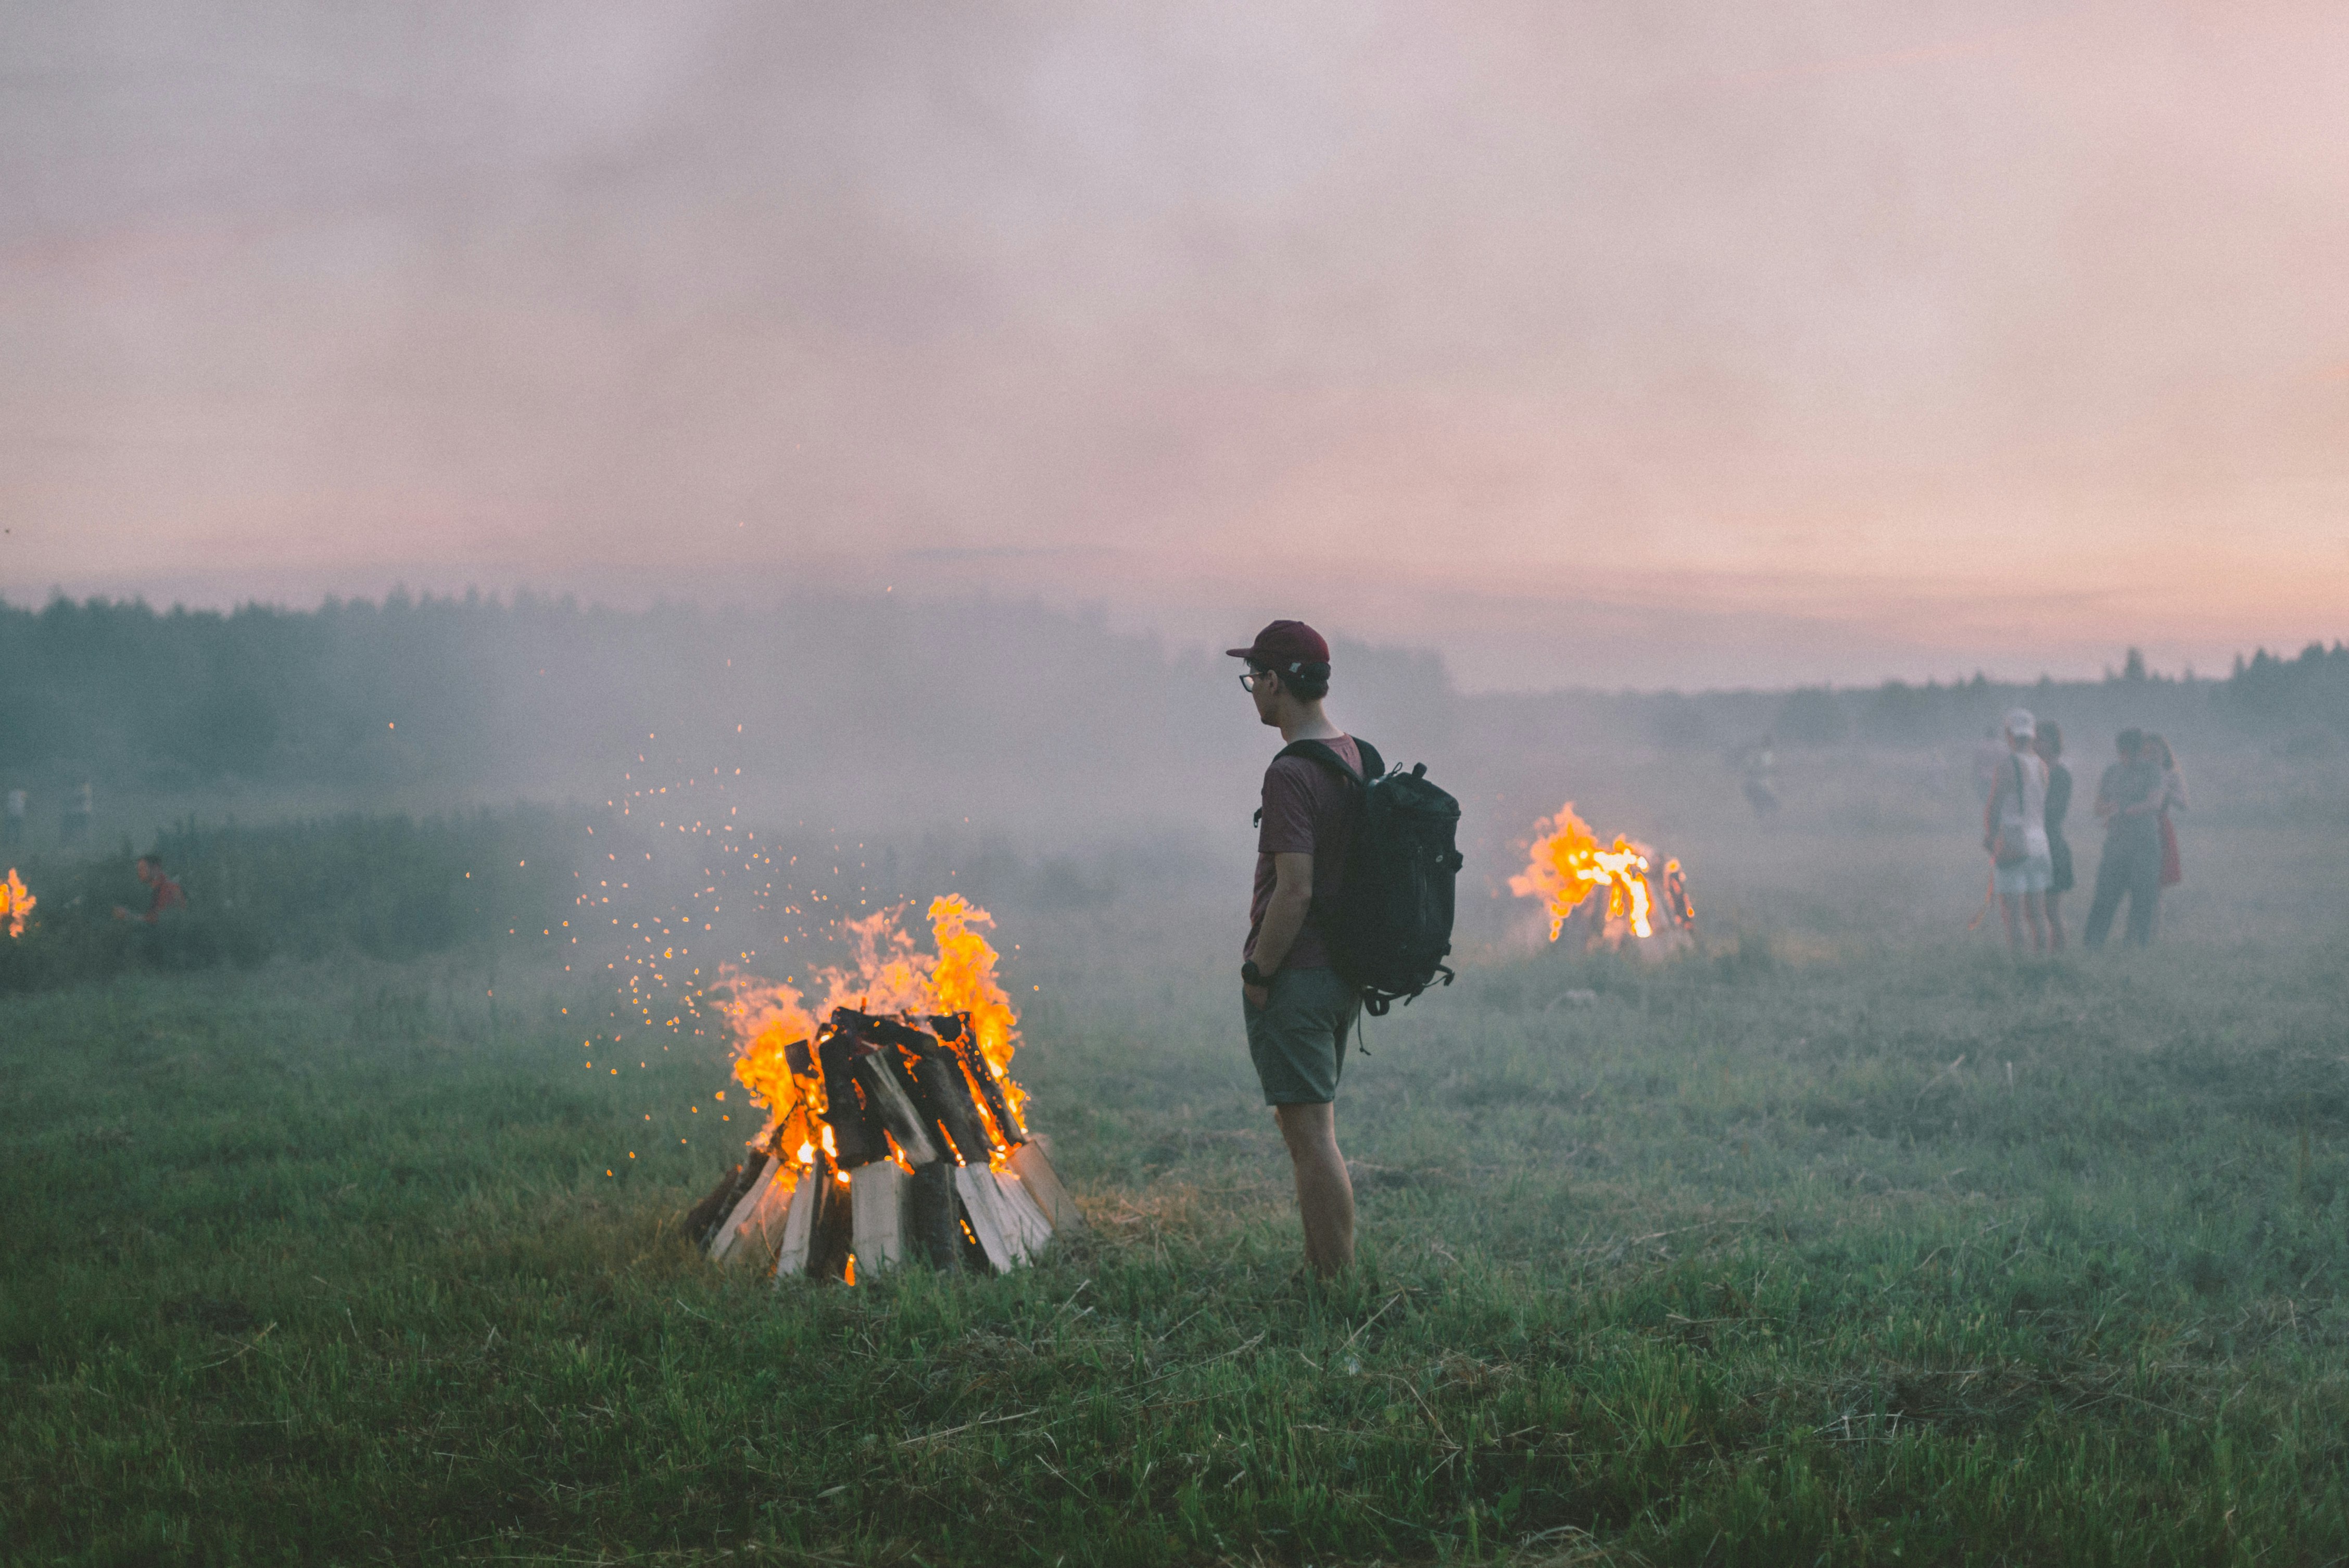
[1229, 618, 1362, 1278]
[1984, 707, 2052, 953]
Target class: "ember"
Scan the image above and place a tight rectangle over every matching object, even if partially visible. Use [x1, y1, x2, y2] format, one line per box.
[685, 895, 1080, 1282]
[1509, 803, 1696, 949]
[1, 868, 31, 939]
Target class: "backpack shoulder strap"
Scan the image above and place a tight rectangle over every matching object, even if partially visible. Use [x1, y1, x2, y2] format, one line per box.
[1274, 737, 1377, 787]
[1256, 738, 1375, 829]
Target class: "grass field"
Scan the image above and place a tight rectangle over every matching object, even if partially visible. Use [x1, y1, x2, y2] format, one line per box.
[7, 793, 2349, 1565]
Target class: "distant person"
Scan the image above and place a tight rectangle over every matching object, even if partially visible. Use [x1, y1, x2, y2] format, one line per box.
[2083, 728, 2163, 949]
[1739, 734, 1780, 821]
[112, 854, 185, 924]
[2144, 732, 2188, 888]
[1982, 708, 2051, 953]
[2033, 720, 2074, 950]
[3, 788, 23, 848]
[1230, 618, 1364, 1279]
[61, 781, 93, 845]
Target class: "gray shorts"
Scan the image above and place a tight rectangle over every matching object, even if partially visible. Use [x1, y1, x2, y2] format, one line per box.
[1243, 966, 1361, 1105]
[1994, 853, 2054, 896]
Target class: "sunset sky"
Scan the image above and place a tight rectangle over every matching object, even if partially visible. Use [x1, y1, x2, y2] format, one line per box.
[4, 1, 2345, 689]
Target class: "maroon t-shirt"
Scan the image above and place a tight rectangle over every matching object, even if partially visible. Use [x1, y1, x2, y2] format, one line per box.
[145, 875, 185, 921]
[1245, 734, 1361, 969]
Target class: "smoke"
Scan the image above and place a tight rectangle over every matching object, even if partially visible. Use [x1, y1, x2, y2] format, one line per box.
[4, 0, 2346, 686]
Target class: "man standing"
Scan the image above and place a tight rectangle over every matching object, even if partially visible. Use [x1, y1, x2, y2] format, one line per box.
[112, 855, 186, 924]
[1231, 619, 1363, 1279]
[2083, 729, 2164, 949]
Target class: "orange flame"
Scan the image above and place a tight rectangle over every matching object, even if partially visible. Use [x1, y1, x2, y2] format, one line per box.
[924, 894, 1027, 1129]
[711, 970, 825, 1170]
[1509, 803, 1671, 943]
[715, 894, 1026, 1152]
[1, 868, 32, 940]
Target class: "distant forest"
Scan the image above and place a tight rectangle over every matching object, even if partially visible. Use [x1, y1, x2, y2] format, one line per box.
[1, 592, 2342, 826]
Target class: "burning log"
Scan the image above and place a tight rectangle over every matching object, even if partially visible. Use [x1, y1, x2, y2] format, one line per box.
[694, 1155, 805, 1263]
[693, 1004, 1080, 1283]
[685, 1155, 768, 1246]
[839, 1010, 981, 1166]
[906, 1159, 968, 1273]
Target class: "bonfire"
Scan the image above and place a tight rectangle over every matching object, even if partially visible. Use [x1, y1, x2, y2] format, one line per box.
[684, 895, 1081, 1283]
[1510, 804, 1695, 950]
[1, 868, 31, 939]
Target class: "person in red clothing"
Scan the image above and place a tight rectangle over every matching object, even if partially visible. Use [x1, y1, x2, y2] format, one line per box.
[112, 855, 185, 922]
[1231, 618, 1362, 1278]
[2143, 732, 2188, 887]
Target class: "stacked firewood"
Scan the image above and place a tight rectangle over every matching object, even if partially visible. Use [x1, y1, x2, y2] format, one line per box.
[685, 1006, 1080, 1282]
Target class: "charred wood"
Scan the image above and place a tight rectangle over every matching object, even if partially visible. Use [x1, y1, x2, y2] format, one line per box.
[686, 1158, 764, 1247]
[816, 1032, 888, 1167]
[806, 1168, 855, 1282]
[850, 1053, 941, 1166]
[929, 1014, 1028, 1147]
[907, 1160, 964, 1272]
[712, 1159, 801, 1264]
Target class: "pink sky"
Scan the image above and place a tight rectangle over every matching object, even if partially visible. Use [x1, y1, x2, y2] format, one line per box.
[4, 1, 2345, 689]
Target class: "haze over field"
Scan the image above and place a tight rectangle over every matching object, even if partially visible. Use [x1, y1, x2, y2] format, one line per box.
[13, 17, 2349, 1560]
[6, 1, 2347, 688]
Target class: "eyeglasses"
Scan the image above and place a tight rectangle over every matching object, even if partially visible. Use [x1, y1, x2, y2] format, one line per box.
[1239, 668, 1269, 693]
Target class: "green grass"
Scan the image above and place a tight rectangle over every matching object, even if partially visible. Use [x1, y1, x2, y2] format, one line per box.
[7, 896, 2349, 1566]
[0, 808, 586, 993]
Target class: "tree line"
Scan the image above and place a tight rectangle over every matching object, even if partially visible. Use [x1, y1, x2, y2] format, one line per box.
[1, 593, 2340, 804]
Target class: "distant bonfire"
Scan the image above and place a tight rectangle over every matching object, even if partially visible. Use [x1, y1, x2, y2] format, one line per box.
[684, 896, 1081, 1284]
[1, 868, 31, 939]
[1509, 804, 1695, 951]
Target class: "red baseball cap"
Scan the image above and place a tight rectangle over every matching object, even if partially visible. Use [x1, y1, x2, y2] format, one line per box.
[1226, 619, 1330, 670]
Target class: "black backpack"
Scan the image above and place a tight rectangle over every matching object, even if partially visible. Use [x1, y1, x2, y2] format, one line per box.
[1271, 738, 1464, 1015]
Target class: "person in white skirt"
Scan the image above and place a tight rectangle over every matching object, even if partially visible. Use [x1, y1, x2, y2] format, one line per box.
[1983, 708, 2052, 954]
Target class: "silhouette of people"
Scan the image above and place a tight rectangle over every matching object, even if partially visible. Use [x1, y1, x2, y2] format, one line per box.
[61, 781, 93, 845]
[2033, 720, 2073, 950]
[112, 855, 185, 924]
[1739, 734, 1780, 820]
[2084, 729, 2164, 948]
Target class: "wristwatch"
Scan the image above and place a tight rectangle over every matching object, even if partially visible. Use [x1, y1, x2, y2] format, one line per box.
[1241, 959, 1269, 987]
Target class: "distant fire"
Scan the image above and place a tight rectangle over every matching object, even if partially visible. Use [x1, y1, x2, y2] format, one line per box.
[1510, 804, 1695, 947]
[1, 868, 31, 939]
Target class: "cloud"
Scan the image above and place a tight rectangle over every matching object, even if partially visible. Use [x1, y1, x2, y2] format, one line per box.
[2, 0, 2344, 686]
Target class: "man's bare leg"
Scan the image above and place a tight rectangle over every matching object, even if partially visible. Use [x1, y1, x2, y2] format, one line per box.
[1999, 892, 2024, 953]
[1273, 1101, 1355, 1278]
[2044, 891, 2066, 951]
[2024, 891, 2049, 952]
